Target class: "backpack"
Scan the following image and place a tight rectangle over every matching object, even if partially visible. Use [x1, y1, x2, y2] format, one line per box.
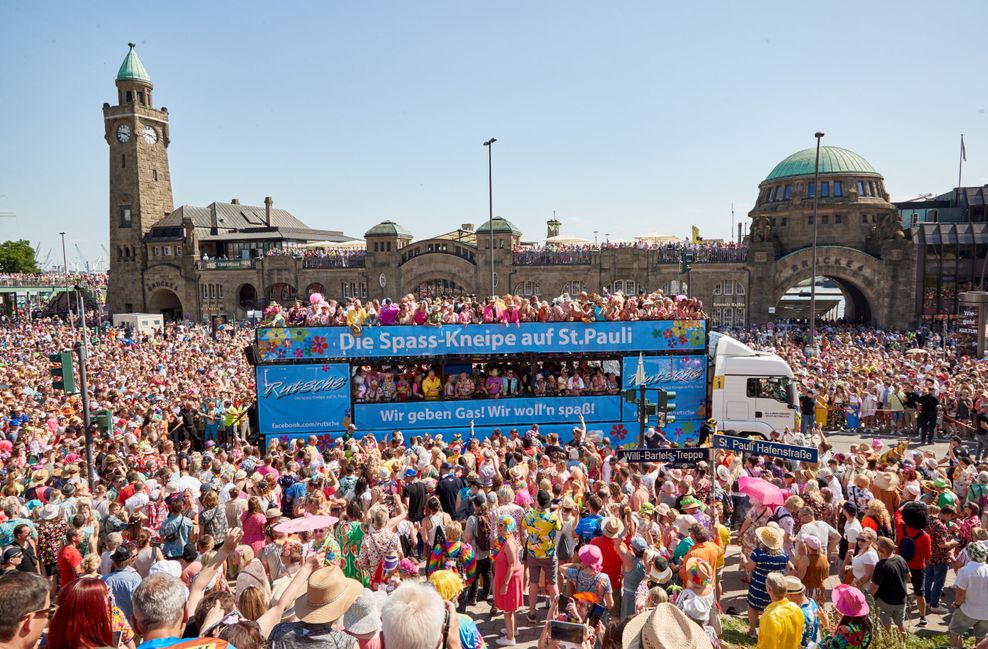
[897, 530, 922, 562]
[161, 516, 185, 544]
[475, 514, 492, 552]
[769, 508, 792, 526]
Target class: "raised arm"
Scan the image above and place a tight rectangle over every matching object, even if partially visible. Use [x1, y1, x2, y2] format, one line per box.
[256, 552, 322, 637]
[188, 527, 242, 615]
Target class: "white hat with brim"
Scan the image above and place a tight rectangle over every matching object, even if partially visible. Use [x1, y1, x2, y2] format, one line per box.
[294, 566, 363, 624]
[623, 603, 713, 649]
[342, 588, 387, 636]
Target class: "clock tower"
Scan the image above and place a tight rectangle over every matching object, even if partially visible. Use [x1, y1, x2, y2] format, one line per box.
[103, 43, 174, 314]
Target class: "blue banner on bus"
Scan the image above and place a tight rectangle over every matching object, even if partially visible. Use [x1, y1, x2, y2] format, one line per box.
[620, 355, 708, 420]
[354, 395, 622, 430]
[256, 364, 351, 434]
[256, 320, 706, 362]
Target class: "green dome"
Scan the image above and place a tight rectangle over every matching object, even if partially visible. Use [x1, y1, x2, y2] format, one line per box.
[475, 216, 521, 236]
[116, 43, 151, 85]
[765, 146, 879, 181]
[365, 220, 412, 238]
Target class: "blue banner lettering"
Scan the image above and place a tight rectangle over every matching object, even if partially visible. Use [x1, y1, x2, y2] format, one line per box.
[256, 320, 706, 362]
[256, 364, 351, 434]
[355, 395, 622, 430]
[621, 355, 707, 420]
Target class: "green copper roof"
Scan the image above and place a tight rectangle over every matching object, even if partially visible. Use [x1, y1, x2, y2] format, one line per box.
[475, 216, 521, 236]
[365, 221, 412, 238]
[116, 43, 151, 84]
[765, 146, 879, 181]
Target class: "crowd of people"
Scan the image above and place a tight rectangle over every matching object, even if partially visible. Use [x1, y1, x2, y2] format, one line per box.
[351, 359, 621, 403]
[6, 281, 988, 648]
[262, 290, 708, 328]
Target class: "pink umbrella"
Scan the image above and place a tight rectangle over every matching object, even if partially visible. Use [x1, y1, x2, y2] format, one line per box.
[273, 515, 339, 534]
[737, 476, 786, 507]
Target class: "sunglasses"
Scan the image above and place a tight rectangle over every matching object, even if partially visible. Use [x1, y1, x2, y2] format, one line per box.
[22, 604, 56, 621]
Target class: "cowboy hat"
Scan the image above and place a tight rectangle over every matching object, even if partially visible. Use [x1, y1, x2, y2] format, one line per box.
[601, 516, 625, 539]
[873, 471, 899, 491]
[831, 584, 869, 617]
[294, 566, 363, 624]
[756, 524, 784, 551]
[671, 514, 697, 535]
[623, 603, 713, 649]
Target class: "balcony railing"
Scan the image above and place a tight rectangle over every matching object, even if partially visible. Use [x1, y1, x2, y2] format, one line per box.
[197, 258, 258, 270]
[655, 247, 748, 264]
[512, 250, 593, 266]
[302, 255, 367, 269]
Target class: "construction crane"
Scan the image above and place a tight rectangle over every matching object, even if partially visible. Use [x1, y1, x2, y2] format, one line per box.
[93, 256, 104, 272]
[74, 244, 89, 273]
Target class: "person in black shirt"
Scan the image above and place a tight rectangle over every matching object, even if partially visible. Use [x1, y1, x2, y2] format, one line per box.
[870, 537, 909, 631]
[916, 387, 939, 445]
[799, 388, 815, 435]
[435, 462, 464, 517]
[975, 402, 988, 461]
[402, 468, 427, 523]
[11, 524, 38, 575]
[903, 387, 920, 434]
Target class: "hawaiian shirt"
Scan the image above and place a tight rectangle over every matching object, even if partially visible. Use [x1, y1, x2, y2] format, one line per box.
[926, 518, 952, 565]
[523, 509, 561, 560]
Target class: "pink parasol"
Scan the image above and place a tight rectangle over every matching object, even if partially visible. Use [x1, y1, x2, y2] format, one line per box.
[273, 514, 339, 534]
[737, 476, 786, 507]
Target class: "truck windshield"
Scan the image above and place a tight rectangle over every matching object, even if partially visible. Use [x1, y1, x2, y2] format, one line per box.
[746, 376, 792, 404]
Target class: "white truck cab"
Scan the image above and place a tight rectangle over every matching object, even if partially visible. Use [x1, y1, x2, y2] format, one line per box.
[708, 332, 797, 439]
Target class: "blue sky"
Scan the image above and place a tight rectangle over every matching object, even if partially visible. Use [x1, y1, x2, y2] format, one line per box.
[1, 1, 986, 267]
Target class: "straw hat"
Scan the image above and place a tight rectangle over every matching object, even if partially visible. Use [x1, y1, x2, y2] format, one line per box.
[873, 471, 899, 491]
[853, 473, 871, 488]
[293, 565, 363, 624]
[622, 603, 713, 649]
[601, 516, 625, 539]
[756, 524, 784, 551]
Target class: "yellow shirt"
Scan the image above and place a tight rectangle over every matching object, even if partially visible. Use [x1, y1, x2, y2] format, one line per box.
[757, 599, 805, 649]
[422, 376, 442, 400]
[346, 307, 366, 327]
[715, 523, 730, 569]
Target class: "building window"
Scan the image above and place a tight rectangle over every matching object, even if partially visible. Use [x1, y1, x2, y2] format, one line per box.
[821, 215, 829, 225]
[781, 217, 787, 227]
[808, 216, 814, 225]
[121, 154, 126, 169]
[835, 214, 843, 224]
[735, 281, 745, 295]
[119, 205, 132, 228]
[820, 181, 830, 198]
[386, 242, 392, 252]
[834, 181, 843, 197]
[209, 284, 215, 299]
[857, 180, 866, 196]
[125, 91, 133, 103]
[723, 280, 733, 295]
[807, 182, 816, 199]
[164, 246, 171, 256]
[137, 91, 145, 105]
[772, 186, 781, 202]
[201, 284, 207, 299]
[152, 247, 159, 258]
[783, 185, 792, 200]
[153, 169, 158, 181]
[569, 281, 584, 294]
[861, 214, 868, 224]
[360, 282, 367, 299]
[869, 181, 877, 196]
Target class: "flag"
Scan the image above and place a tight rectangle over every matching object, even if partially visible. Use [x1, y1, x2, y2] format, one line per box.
[691, 225, 701, 244]
[961, 134, 967, 162]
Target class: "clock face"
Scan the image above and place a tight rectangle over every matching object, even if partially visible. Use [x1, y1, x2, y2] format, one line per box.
[379, 273, 387, 288]
[142, 125, 158, 144]
[116, 124, 130, 143]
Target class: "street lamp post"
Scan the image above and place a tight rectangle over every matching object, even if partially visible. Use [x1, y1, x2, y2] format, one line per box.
[59, 232, 73, 330]
[483, 138, 497, 298]
[809, 132, 825, 349]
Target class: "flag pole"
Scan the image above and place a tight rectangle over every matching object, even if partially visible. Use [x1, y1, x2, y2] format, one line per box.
[959, 134, 965, 188]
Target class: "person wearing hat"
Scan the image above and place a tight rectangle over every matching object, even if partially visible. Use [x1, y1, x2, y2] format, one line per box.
[949, 541, 988, 647]
[785, 575, 821, 649]
[341, 587, 388, 649]
[622, 602, 714, 649]
[105, 544, 141, 626]
[755, 572, 804, 649]
[268, 564, 363, 647]
[1, 546, 23, 574]
[743, 524, 790, 637]
[589, 515, 625, 610]
[615, 535, 649, 621]
[820, 584, 873, 648]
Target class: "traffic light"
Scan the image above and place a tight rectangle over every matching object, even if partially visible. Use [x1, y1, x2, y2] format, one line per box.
[622, 389, 638, 403]
[657, 389, 677, 427]
[679, 252, 694, 274]
[95, 410, 113, 434]
[48, 351, 76, 393]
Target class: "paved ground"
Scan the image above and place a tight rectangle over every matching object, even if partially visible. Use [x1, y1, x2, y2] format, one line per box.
[464, 429, 967, 646]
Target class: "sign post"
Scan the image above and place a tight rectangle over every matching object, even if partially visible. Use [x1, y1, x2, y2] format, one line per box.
[713, 434, 819, 464]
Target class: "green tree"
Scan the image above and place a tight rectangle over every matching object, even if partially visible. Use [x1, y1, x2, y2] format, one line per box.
[0, 240, 40, 273]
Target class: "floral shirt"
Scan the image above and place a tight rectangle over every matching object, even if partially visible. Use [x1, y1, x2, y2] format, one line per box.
[926, 518, 952, 565]
[37, 519, 68, 566]
[111, 605, 135, 646]
[523, 509, 561, 559]
[820, 621, 872, 649]
[336, 521, 368, 586]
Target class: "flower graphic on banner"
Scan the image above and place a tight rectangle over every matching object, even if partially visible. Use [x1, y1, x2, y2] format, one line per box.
[315, 434, 335, 453]
[293, 349, 304, 359]
[290, 328, 310, 343]
[311, 336, 328, 354]
[610, 423, 628, 441]
[321, 364, 332, 373]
